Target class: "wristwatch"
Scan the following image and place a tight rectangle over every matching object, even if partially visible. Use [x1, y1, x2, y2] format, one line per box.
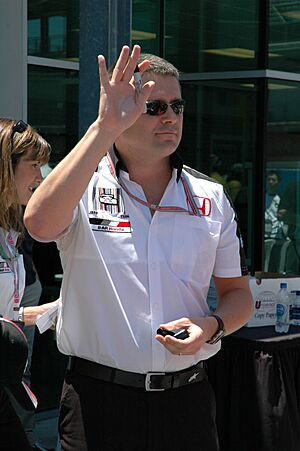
[206, 314, 225, 344]
[17, 306, 24, 323]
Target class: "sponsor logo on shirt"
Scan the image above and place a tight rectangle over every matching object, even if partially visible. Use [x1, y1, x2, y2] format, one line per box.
[90, 185, 131, 232]
[92, 187, 124, 215]
[193, 197, 212, 216]
[89, 217, 131, 234]
[0, 261, 11, 273]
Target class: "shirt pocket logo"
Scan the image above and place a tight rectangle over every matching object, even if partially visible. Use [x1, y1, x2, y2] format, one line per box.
[193, 196, 212, 216]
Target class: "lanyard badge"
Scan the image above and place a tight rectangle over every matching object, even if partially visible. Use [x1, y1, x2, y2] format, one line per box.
[0, 230, 20, 320]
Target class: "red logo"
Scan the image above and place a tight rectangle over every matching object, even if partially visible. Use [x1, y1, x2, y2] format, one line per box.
[194, 197, 212, 216]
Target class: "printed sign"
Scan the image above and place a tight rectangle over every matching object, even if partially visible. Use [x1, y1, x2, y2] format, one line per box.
[246, 277, 300, 327]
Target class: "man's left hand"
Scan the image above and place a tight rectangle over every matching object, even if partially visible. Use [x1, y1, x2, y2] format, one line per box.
[155, 316, 217, 356]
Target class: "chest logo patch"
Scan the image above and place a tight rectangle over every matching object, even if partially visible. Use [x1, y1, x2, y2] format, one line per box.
[89, 217, 131, 234]
[193, 197, 212, 216]
[92, 187, 124, 215]
[0, 262, 11, 273]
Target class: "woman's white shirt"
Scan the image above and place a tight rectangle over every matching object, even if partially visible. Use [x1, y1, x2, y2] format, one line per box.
[0, 228, 25, 319]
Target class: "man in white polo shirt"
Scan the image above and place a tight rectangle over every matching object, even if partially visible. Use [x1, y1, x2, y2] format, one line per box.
[25, 45, 253, 450]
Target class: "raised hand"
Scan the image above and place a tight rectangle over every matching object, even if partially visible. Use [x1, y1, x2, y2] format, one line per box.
[96, 45, 154, 135]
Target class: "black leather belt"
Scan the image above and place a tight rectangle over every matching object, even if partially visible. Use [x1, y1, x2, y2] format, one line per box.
[68, 356, 207, 391]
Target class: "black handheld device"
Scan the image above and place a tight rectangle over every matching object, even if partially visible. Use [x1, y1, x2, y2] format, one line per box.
[156, 328, 189, 340]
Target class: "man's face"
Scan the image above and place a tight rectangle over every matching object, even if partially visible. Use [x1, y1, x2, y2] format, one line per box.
[267, 174, 279, 194]
[115, 74, 183, 162]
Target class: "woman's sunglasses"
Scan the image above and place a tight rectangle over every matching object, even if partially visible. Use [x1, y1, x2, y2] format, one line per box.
[145, 99, 185, 116]
[11, 120, 28, 142]
[10, 120, 28, 165]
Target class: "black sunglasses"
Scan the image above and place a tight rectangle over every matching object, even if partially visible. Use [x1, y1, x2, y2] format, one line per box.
[145, 99, 185, 116]
[11, 120, 28, 141]
[10, 120, 28, 166]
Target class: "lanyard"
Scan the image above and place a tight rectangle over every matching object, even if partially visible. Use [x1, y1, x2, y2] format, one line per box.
[0, 229, 20, 320]
[106, 154, 202, 217]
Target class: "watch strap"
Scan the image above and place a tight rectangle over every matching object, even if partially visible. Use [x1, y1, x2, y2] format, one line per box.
[210, 314, 224, 332]
[18, 306, 24, 323]
[206, 314, 225, 344]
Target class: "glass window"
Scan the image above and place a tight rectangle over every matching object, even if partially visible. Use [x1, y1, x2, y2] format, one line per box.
[180, 79, 258, 266]
[266, 79, 300, 275]
[28, 65, 79, 410]
[164, 0, 259, 73]
[269, 0, 300, 73]
[132, 0, 161, 55]
[28, 65, 79, 166]
[28, 0, 79, 61]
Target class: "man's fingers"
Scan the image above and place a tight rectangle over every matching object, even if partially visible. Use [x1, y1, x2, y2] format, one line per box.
[98, 55, 109, 89]
[111, 45, 131, 82]
[136, 81, 155, 110]
[138, 60, 150, 75]
[122, 45, 141, 83]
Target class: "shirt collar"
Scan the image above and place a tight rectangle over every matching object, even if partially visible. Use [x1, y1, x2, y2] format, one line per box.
[108, 145, 183, 182]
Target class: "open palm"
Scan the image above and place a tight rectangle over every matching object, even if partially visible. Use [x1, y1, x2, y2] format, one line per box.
[97, 45, 154, 134]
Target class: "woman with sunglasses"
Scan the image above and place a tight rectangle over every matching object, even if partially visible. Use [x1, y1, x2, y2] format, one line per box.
[0, 117, 52, 449]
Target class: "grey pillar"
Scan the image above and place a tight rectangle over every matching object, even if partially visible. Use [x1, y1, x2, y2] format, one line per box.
[0, 0, 27, 120]
[79, 0, 131, 137]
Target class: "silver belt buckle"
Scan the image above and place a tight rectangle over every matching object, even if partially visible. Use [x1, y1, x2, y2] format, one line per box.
[145, 372, 165, 391]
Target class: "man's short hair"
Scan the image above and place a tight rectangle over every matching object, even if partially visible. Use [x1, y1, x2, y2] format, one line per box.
[138, 53, 180, 80]
[108, 53, 180, 80]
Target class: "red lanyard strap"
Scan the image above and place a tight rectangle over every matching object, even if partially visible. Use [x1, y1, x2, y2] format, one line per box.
[119, 175, 201, 217]
[0, 230, 20, 320]
[181, 176, 202, 217]
[105, 153, 202, 217]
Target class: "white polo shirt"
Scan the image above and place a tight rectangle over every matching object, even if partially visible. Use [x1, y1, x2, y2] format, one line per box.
[56, 152, 247, 373]
[0, 228, 25, 319]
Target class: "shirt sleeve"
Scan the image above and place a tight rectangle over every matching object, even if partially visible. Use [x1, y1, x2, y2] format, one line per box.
[213, 190, 248, 278]
[56, 175, 93, 252]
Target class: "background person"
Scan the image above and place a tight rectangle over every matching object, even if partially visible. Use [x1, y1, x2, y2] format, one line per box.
[0, 118, 50, 450]
[278, 180, 300, 274]
[265, 170, 284, 240]
[227, 163, 244, 203]
[264, 170, 286, 273]
[14, 218, 50, 450]
[25, 45, 253, 450]
[209, 153, 228, 191]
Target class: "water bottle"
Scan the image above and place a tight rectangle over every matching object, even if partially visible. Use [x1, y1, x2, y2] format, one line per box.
[293, 290, 300, 326]
[275, 282, 290, 333]
[289, 290, 297, 324]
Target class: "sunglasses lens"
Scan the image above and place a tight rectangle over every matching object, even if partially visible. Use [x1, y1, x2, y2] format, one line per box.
[146, 101, 165, 116]
[158, 102, 168, 115]
[12, 120, 28, 134]
[145, 100, 185, 116]
[171, 100, 185, 115]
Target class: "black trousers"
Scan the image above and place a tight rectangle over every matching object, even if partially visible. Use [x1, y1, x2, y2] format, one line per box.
[59, 369, 219, 451]
[0, 387, 31, 451]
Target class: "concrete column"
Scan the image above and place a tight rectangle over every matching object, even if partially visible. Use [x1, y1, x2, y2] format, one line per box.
[0, 0, 27, 120]
[79, 0, 131, 136]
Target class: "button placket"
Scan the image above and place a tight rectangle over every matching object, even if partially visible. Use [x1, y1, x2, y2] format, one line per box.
[147, 219, 165, 368]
